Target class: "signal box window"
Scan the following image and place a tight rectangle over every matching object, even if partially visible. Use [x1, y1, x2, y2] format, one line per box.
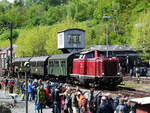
[67, 34, 81, 43]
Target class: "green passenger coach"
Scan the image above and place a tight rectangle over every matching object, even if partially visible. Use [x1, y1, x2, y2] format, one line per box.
[30, 56, 49, 76]
[47, 53, 79, 78]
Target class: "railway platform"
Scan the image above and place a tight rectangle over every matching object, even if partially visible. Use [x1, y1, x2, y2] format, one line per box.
[0, 91, 53, 113]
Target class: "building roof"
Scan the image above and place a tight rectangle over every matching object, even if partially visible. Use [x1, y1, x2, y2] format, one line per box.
[86, 45, 133, 52]
[130, 97, 150, 105]
[0, 45, 16, 54]
[58, 28, 85, 33]
[49, 53, 73, 60]
[30, 56, 49, 62]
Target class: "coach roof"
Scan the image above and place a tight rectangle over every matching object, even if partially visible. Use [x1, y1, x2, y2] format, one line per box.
[14, 57, 31, 62]
[30, 56, 49, 62]
[49, 53, 73, 60]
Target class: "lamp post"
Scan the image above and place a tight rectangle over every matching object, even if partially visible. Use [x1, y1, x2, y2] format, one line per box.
[102, 16, 110, 57]
[24, 62, 30, 113]
[0, 23, 13, 75]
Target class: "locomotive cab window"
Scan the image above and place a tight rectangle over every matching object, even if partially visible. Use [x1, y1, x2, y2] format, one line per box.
[86, 52, 94, 59]
[79, 55, 84, 59]
[98, 51, 105, 58]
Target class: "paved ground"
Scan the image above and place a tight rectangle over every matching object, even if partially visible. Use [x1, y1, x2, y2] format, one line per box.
[0, 91, 53, 113]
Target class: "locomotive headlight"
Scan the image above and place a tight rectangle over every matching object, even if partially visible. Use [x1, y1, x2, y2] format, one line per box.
[102, 72, 104, 75]
[24, 62, 30, 68]
[117, 72, 120, 75]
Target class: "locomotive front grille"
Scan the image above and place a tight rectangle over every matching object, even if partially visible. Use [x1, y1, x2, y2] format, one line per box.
[103, 61, 117, 76]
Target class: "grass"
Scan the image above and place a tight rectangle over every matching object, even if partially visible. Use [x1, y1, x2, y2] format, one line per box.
[120, 81, 150, 91]
[121, 81, 142, 88]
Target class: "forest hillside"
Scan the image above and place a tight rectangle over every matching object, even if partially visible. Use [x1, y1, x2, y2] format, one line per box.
[0, 0, 150, 57]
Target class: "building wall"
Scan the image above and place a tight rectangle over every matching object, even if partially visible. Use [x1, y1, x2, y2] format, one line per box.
[58, 29, 85, 49]
[0, 45, 16, 76]
[57, 32, 64, 49]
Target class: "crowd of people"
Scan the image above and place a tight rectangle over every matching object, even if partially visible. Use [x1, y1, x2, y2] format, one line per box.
[0, 77, 136, 113]
[0, 77, 15, 94]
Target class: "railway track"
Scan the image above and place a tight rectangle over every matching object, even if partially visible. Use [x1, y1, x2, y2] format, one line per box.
[72, 84, 150, 98]
[103, 86, 150, 98]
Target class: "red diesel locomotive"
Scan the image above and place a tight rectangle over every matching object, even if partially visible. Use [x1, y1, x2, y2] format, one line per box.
[71, 50, 122, 87]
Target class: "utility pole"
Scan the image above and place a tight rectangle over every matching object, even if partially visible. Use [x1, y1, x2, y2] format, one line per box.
[9, 23, 13, 73]
[24, 62, 30, 113]
[0, 23, 13, 75]
[102, 16, 110, 57]
[25, 71, 28, 113]
[106, 23, 109, 57]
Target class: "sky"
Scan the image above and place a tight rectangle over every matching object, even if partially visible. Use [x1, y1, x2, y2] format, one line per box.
[8, 0, 14, 3]
[0, 0, 14, 3]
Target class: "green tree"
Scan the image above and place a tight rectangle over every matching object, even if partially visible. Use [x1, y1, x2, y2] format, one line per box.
[16, 26, 50, 57]
[0, 6, 27, 28]
[131, 11, 150, 49]
[0, 40, 10, 48]
[41, 6, 63, 25]
[131, 11, 150, 60]
[14, 0, 24, 7]
[26, 4, 45, 26]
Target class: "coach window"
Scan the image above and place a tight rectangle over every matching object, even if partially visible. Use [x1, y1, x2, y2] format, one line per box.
[55, 61, 59, 67]
[41, 62, 44, 67]
[49, 61, 53, 67]
[37, 62, 40, 66]
[61, 61, 65, 67]
[32, 62, 36, 67]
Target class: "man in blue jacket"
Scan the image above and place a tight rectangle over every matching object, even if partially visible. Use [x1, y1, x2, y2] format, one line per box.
[28, 80, 33, 101]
